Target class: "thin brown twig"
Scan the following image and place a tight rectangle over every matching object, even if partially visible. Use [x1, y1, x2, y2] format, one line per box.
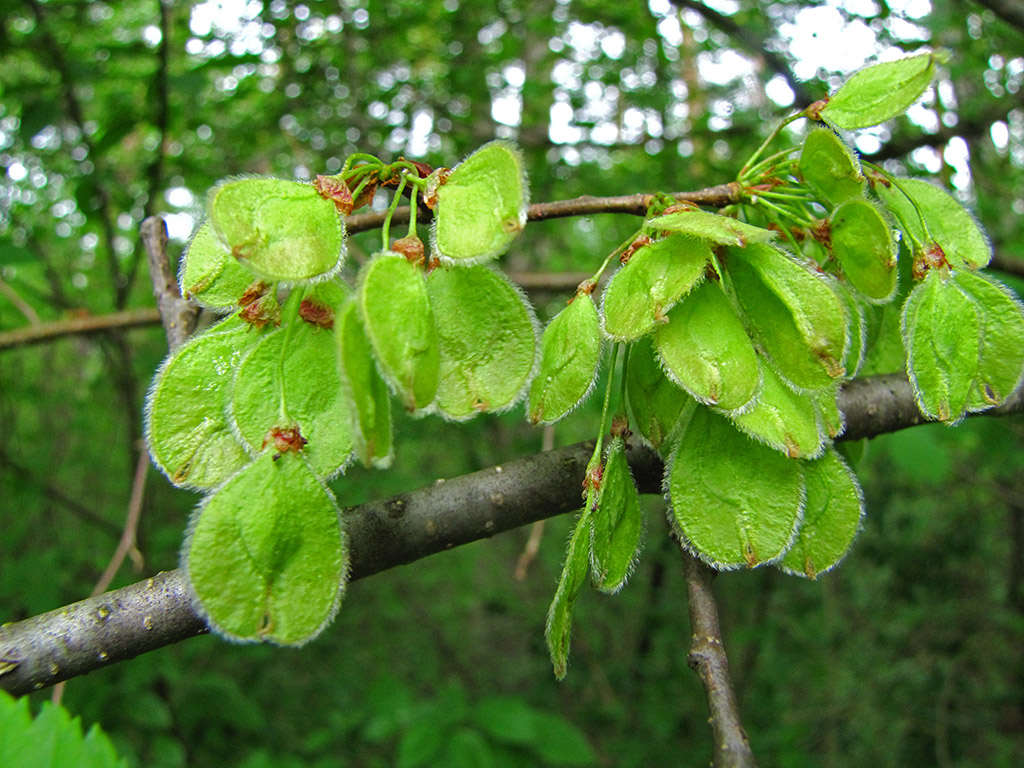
[0, 278, 42, 325]
[141, 217, 198, 351]
[0, 308, 163, 352]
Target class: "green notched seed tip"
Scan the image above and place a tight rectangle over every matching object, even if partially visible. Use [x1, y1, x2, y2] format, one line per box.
[336, 298, 394, 469]
[545, 509, 592, 680]
[529, 291, 601, 425]
[829, 198, 898, 302]
[778, 449, 864, 579]
[798, 128, 866, 206]
[647, 209, 775, 248]
[656, 279, 761, 413]
[179, 220, 257, 311]
[626, 336, 694, 452]
[426, 264, 537, 420]
[601, 235, 712, 340]
[668, 405, 804, 570]
[590, 437, 643, 594]
[432, 140, 529, 264]
[230, 322, 355, 480]
[209, 177, 346, 282]
[145, 315, 263, 490]
[820, 51, 936, 130]
[184, 451, 347, 646]
[876, 177, 992, 270]
[357, 252, 440, 412]
[902, 269, 982, 424]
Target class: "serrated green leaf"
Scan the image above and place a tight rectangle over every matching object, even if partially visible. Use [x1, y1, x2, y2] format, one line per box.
[902, 269, 981, 423]
[601, 235, 711, 340]
[668, 406, 804, 569]
[820, 52, 936, 130]
[145, 315, 261, 489]
[647, 209, 775, 247]
[184, 451, 347, 646]
[336, 298, 393, 469]
[724, 243, 848, 390]
[357, 252, 440, 411]
[829, 198, 897, 301]
[208, 177, 345, 282]
[778, 450, 864, 578]
[545, 509, 592, 680]
[876, 177, 991, 269]
[179, 220, 257, 311]
[953, 270, 1024, 410]
[625, 336, 693, 452]
[230, 322, 354, 480]
[656, 278, 761, 412]
[798, 127, 865, 205]
[425, 264, 537, 420]
[529, 291, 601, 424]
[590, 436, 643, 593]
[431, 141, 528, 263]
[728, 359, 825, 459]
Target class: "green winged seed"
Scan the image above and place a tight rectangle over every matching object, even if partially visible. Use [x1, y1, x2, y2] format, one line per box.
[798, 128, 866, 206]
[647, 209, 775, 248]
[729, 359, 825, 459]
[625, 336, 694, 452]
[545, 508, 593, 680]
[668, 405, 804, 569]
[145, 315, 263, 490]
[724, 243, 848, 390]
[876, 178, 991, 269]
[778, 449, 864, 579]
[858, 298, 907, 376]
[836, 283, 867, 377]
[829, 198, 897, 301]
[425, 264, 537, 420]
[336, 298, 394, 469]
[357, 251, 440, 411]
[432, 140, 529, 264]
[902, 269, 981, 423]
[812, 384, 846, 440]
[820, 51, 936, 130]
[179, 220, 257, 311]
[230, 323, 354, 480]
[209, 177, 345, 282]
[184, 450, 347, 646]
[601, 235, 712, 340]
[529, 290, 601, 425]
[656, 279, 761, 413]
[590, 436, 643, 594]
[952, 270, 1024, 411]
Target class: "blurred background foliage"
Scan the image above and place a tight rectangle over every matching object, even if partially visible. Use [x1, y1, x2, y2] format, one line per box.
[1, 0, 1023, 765]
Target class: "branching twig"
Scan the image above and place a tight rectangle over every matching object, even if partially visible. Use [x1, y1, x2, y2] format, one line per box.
[141, 216, 198, 351]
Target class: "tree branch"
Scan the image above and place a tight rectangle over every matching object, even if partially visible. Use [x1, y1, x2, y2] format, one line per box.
[0, 308, 162, 352]
[140, 216, 198, 351]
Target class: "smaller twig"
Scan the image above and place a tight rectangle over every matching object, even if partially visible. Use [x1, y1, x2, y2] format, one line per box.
[680, 548, 758, 768]
[141, 216, 198, 351]
[0, 308, 162, 352]
[0, 278, 42, 325]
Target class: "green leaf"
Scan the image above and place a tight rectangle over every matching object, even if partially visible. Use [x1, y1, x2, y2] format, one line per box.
[528, 713, 597, 766]
[600, 235, 711, 340]
[357, 252, 440, 411]
[655, 278, 761, 412]
[545, 508, 592, 679]
[396, 715, 449, 768]
[178, 220, 256, 311]
[145, 315, 260, 489]
[798, 127, 865, 206]
[443, 728, 495, 768]
[836, 282, 867, 377]
[820, 51, 937, 130]
[728, 359, 825, 459]
[529, 290, 601, 424]
[230, 321, 354, 480]
[431, 140, 529, 263]
[812, 384, 846, 440]
[625, 336, 694, 452]
[829, 198, 897, 301]
[184, 450, 347, 646]
[902, 269, 981, 423]
[647, 209, 775, 248]
[425, 264, 537, 420]
[778, 449, 864, 579]
[952, 270, 1024, 411]
[724, 243, 849, 390]
[876, 177, 991, 269]
[473, 697, 539, 747]
[208, 177, 346, 282]
[590, 436, 643, 593]
[336, 298, 394, 469]
[668, 406, 804, 569]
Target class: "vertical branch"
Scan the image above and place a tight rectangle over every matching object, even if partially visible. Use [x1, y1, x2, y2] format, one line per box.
[680, 548, 759, 768]
[141, 216, 198, 352]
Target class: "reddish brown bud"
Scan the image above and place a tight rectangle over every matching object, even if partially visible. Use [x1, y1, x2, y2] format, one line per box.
[263, 425, 308, 460]
[912, 242, 949, 280]
[391, 235, 426, 265]
[314, 175, 355, 215]
[620, 234, 652, 264]
[299, 298, 335, 329]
